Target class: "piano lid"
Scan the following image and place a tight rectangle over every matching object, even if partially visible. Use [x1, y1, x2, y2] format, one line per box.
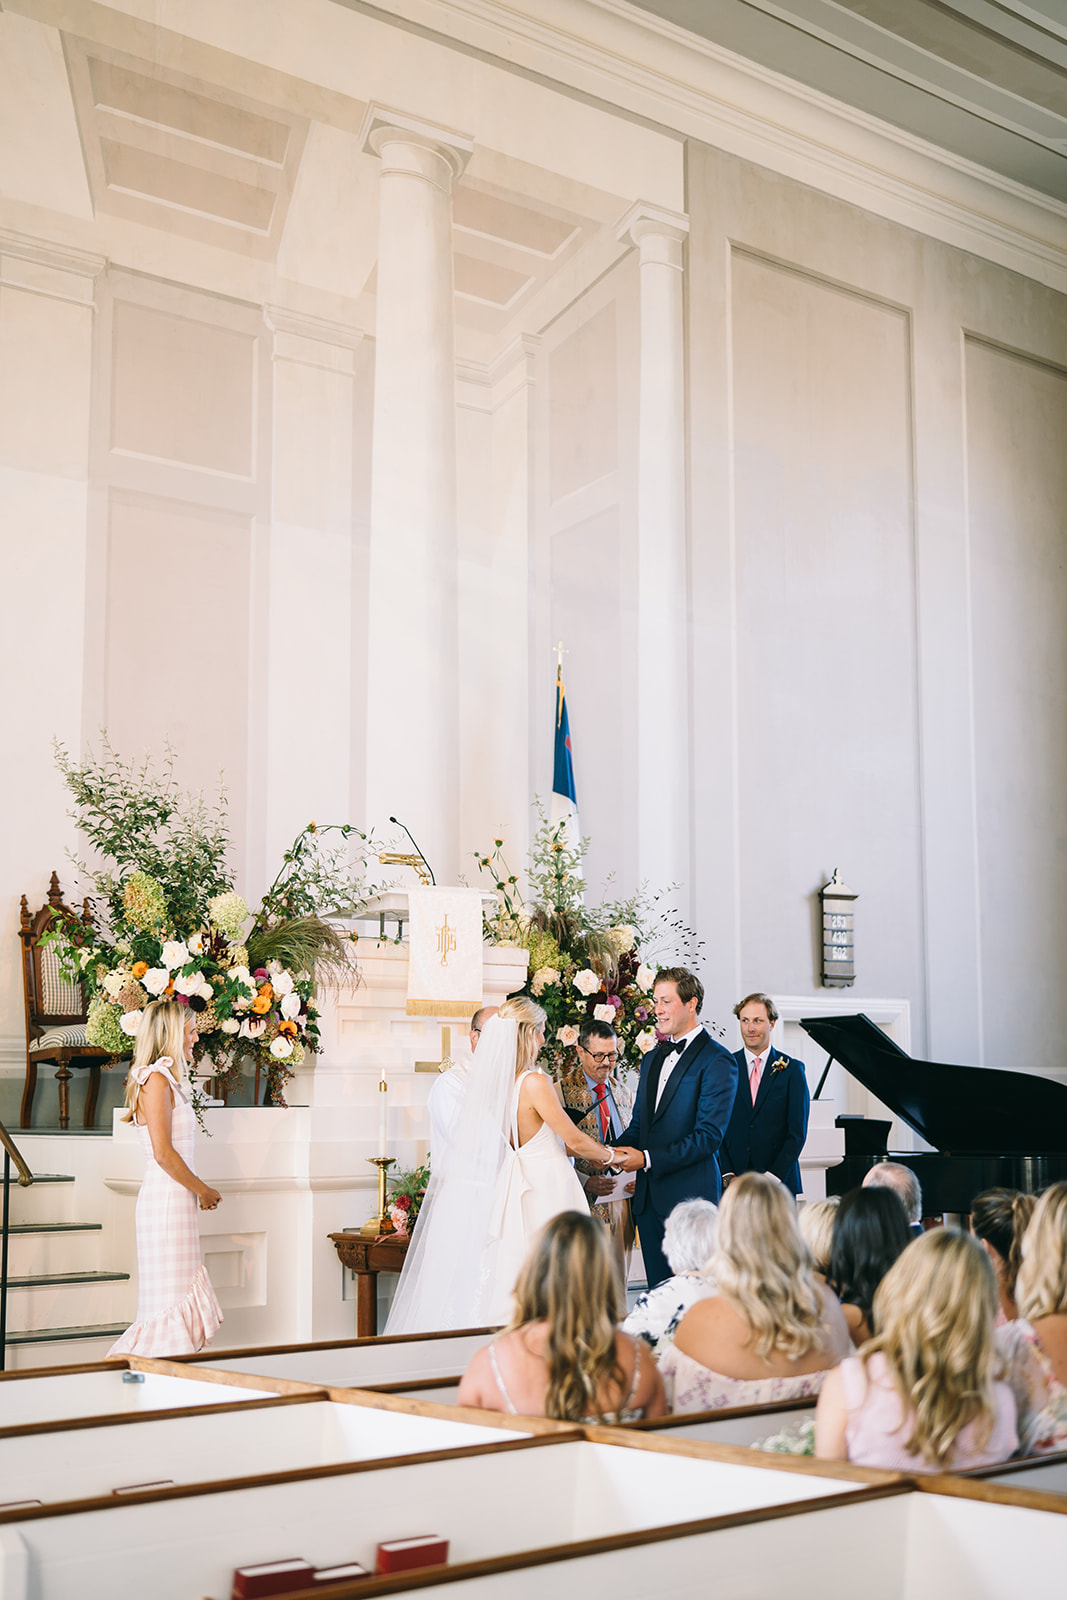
[799, 1014, 1067, 1156]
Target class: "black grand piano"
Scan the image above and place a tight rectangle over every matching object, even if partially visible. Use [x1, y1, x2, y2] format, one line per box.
[800, 1014, 1067, 1216]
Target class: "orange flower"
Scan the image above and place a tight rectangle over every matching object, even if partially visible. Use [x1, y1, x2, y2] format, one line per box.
[131, 961, 148, 979]
[278, 1020, 297, 1039]
[164, 980, 175, 997]
[251, 994, 271, 1015]
[258, 982, 274, 1003]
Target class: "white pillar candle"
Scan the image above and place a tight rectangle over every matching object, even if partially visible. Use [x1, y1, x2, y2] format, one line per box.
[377, 1070, 388, 1157]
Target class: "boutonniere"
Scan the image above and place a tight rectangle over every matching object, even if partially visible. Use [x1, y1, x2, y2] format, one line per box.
[770, 1054, 789, 1074]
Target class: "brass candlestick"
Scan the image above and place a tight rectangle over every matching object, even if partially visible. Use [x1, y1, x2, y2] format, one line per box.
[360, 1156, 396, 1237]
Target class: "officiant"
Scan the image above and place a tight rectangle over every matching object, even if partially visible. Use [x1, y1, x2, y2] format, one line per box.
[562, 1019, 636, 1293]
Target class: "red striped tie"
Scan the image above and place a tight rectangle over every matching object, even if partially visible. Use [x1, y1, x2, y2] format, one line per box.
[593, 1082, 609, 1139]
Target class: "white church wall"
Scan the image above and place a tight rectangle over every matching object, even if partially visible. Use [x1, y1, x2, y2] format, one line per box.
[687, 140, 1067, 1069]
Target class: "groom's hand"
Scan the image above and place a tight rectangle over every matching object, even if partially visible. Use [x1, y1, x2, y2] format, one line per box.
[613, 1146, 645, 1172]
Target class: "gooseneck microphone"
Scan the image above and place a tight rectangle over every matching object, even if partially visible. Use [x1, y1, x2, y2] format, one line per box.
[388, 816, 436, 886]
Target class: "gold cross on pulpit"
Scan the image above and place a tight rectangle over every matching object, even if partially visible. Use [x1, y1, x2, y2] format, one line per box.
[414, 1025, 455, 1074]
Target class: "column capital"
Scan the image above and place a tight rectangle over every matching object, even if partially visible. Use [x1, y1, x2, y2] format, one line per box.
[616, 200, 689, 268]
[359, 103, 473, 187]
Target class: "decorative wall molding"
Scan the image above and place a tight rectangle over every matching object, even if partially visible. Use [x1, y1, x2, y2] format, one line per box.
[344, 0, 1067, 292]
[263, 305, 365, 373]
[0, 227, 106, 306]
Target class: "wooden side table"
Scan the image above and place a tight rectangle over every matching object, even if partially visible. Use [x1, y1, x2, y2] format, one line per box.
[328, 1231, 410, 1337]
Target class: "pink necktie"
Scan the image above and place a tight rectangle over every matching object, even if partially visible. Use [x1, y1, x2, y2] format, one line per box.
[750, 1056, 761, 1098]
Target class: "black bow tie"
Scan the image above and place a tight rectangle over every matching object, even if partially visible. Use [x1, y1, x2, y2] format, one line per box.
[668, 1040, 686, 1058]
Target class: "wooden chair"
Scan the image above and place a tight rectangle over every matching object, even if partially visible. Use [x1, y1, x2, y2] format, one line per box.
[19, 872, 113, 1130]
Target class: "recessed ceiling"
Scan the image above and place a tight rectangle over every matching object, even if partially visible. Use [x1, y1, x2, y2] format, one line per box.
[63, 35, 309, 258]
[627, 0, 1067, 202]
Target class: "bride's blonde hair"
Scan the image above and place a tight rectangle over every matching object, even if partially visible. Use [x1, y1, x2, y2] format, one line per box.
[120, 1000, 187, 1122]
[710, 1172, 824, 1360]
[498, 995, 547, 1076]
[1015, 1182, 1067, 1321]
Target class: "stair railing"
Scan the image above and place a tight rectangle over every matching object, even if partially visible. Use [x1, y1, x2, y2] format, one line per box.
[0, 1121, 33, 1372]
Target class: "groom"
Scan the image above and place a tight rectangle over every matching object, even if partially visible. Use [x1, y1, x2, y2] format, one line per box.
[614, 967, 738, 1290]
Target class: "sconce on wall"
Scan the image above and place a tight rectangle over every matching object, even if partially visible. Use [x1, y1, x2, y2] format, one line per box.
[820, 868, 857, 988]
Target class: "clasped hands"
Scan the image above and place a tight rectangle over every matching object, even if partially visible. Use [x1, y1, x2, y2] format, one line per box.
[603, 1145, 644, 1173]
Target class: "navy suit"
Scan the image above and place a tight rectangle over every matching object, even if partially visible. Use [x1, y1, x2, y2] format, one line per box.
[618, 1028, 738, 1290]
[721, 1049, 810, 1196]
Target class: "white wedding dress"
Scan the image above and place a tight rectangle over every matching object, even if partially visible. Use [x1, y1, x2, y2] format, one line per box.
[385, 1018, 589, 1335]
[481, 1067, 590, 1325]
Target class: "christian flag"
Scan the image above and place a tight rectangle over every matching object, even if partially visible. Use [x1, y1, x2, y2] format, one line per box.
[551, 661, 579, 841]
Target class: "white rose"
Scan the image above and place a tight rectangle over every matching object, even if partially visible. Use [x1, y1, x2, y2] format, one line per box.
[228, 965, 252, 988]
[187, 932, 205, 955]
[239, 1017, 266, 1039]
[174, 969, 201, 996]
[636, 1029, 658, 1054]
[573, 968, 601, 997]
[271, 969, 294, 997]
[102, 970, 126, 999]
[221, 1018, 240, 1035]
[270, 1035, 293, 1059]
[119, 1009, 143, 1037]
[142, 967, 170, 996]
[636, 964, 656, 993]
[593, 1004, 616, 1024]
[557, 1025, 578, 1047]
[280, 993, 301, 1021]
[161, 941, 190, 972]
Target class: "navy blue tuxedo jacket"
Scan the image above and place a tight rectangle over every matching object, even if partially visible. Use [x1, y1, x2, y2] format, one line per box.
[721, 1048, 810, 1195]
[618, 1029, 738, 1217]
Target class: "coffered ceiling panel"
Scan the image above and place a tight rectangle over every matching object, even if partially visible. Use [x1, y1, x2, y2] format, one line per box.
[63, 34, 309, 257]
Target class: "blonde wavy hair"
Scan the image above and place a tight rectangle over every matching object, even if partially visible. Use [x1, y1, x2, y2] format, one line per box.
[509, 1211, 625, 1423]
[798, 1197, 839, 1277]
[710, 1172, 824, 1361]
[1016, 1182, 1067, 1321]
[498, 995, 547, 1078]
[120, 1000, 188, 1122]
[864, 1228, 999, 1466]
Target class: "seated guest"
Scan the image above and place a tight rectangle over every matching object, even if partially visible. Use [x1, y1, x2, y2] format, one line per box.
[971, 1188, 1036, 1325]
[863, 1161, 924, 1237]
[829, 1187, 911, 1347]
[798, 1196, 839, 1279]
[815, 1229, 1017, 1471]
[659, 1172, 851, 1413]
[997, 1182, 1067, 1454]
[457, 1211, 666, 1422]
[623, 1199, 718, 1359]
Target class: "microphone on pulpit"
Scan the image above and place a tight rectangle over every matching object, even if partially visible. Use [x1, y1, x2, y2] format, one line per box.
[388, 817, 436, 886]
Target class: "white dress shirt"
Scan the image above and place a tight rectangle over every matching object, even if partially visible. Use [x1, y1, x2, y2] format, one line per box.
[645, 1024, 704, 1167]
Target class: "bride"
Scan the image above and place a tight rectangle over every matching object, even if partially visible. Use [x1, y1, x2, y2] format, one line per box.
[385, 997, 619, 1334]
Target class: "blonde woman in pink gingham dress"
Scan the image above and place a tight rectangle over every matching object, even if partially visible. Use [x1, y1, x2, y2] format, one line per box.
[109, 1000, 223, 1357]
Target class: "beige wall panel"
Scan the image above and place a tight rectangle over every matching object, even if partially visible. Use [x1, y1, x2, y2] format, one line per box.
[103, 491, 251, 832]
[548, 302, 617, 503]
[729, 251, 924, 1008]
[966, 340, 1067, 1070]
[0, 13, 93, 218]
[0, 286, 93, 478]
[110, 300, 256, 476]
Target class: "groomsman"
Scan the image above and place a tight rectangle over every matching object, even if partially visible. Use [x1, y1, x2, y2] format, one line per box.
[721, 992, 809, 1196]
[561, 1019, 635, 1293]
[614, 968, 738, 1290]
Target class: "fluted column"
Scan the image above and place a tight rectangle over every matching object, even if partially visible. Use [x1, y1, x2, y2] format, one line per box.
[617, 200, 691, 912]
[360, 107, 472, 881]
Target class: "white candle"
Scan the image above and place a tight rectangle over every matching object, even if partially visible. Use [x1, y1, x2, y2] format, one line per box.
[377, 1070, 388, 1157]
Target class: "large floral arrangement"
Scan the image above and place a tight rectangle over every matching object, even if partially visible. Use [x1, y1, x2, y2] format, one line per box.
[475, 803, 708, 1081]
[46, 741, 378, 1107]
[387, 1159, 430, 1234]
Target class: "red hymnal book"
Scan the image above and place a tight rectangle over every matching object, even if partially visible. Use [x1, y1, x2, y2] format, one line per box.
[231, 1559, 316, 1599]
[374, 1536, 449, 1575]
[312, 1565, 370, 1586]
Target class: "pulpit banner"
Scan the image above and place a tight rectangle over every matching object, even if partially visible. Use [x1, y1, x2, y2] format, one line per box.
[405, 887, 484, 1018]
